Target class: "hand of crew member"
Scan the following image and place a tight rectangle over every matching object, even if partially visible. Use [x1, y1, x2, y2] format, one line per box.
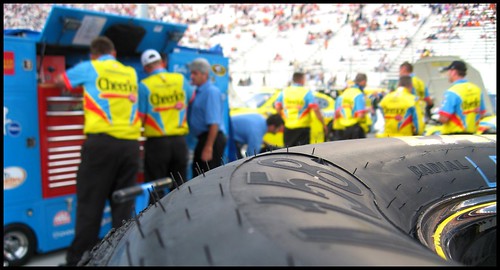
[323, 124, 328, 138]
[201, 146, 213, 162]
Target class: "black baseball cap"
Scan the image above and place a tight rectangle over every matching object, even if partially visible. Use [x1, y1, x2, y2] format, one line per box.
[439, 60, 467, 72]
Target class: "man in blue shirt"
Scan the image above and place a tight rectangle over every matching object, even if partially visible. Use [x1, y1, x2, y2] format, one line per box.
[231, 113, 284, 159]
[187, 58, 226, 178]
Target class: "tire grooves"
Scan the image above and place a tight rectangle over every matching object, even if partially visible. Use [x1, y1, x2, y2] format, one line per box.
[82, 136, 496, 266]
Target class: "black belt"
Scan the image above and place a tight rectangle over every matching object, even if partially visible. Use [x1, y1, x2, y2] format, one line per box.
[86, 133, 111, 137]
[445, 132, 474, 135]
[146, 135, 185, 140]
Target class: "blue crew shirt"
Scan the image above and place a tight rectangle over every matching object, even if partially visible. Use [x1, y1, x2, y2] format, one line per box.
[188, 80, 226, 137]
[231, 113, 267, 155]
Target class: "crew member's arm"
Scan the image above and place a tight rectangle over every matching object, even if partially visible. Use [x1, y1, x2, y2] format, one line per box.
[478, 92, 487, 118]
[411, 106, 420, 135]
[305, 91, 327, 134]
[438, 113, 450, 124]
[353, 93, 367, 120]
[275, 97, 284, 118]
[54, 62, 89, 91]
[202, 87, 223, 162]
[202, 124, 219, 162]
[138, 82, 148, 124]
[247, 127, 265, 156]
[437, 91, 454, 124]
[312, 106, 327, 135]
[423, 85, 434, 107]
[54, 73, 71, 90]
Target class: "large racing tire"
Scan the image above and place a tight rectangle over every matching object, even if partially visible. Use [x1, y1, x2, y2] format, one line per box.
[82, 135, 496, 266]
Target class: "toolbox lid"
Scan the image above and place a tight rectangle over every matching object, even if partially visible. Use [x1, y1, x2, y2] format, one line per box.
[4, 29, 42, 40]
[39, 5, 188, 56]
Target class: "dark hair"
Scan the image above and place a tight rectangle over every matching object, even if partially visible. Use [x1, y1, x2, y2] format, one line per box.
[400, 61, 413, 73]
[267, 114, 284, 127]
[292, 72, 305, 83]
[457, 69, 466, 77]
[354, 73, 367, 84]
[90, 36, 115, 55]
[398, 75, 413, 89]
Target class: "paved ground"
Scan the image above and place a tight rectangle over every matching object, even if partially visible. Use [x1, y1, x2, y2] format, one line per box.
[23, 249, 67, 267]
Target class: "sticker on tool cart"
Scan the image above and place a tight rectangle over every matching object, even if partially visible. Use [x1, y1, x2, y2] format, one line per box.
[73, 15, 107, 46]
[23, 59, 33, 71]
[3, 106, 21, 137]
[6, 121, 21, 137]
[53, 210, 71, 226]
[53, 229, 74, 239]
[212, 64, 227, 76]
[153, 25, 163, 32]
[4, 166, 27, 190]
[4, 51, 14, 75]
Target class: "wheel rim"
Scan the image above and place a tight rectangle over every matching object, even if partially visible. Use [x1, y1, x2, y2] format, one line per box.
[416, 189, 497, 265]
[4, 231, 29, 262]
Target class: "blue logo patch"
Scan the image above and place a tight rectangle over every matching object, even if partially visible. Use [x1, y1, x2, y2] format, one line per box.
[7, 122, 21, 137]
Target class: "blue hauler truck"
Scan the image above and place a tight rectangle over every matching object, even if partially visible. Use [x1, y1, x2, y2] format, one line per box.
[4, 5, 230, 266]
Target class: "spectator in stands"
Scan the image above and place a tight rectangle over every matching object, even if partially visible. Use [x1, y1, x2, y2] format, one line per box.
[420, 48, 432, 58]
[438, 60, 486, 134]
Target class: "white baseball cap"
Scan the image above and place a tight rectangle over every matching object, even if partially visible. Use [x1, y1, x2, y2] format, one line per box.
[141, 49, 162, 66]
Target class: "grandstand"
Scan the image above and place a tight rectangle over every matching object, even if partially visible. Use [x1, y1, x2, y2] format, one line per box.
[3, 3, 496, 91]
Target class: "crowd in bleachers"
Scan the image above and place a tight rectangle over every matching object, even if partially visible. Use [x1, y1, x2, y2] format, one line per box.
[423, 3, 496, 41]
[350, 4, 422, 51]
[4, 3, 496, 89]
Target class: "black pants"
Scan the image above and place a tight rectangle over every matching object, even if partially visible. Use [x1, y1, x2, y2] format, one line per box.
[192, 131, 226, 178]
[144, 136, 188, 201]
[444, 132, 474, 135]
[339, 123, 366, 140]
[331, 129, 345, 141]
[234, 141, 245, 159]
[66, 134, 140, 266]
[284, 127, 310, 147]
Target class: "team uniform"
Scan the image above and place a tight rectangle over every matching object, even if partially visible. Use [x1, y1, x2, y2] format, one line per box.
[410, 74, 432, 104]
[188, 80, 226, 178]
[411, 74, 431, 130]
[61, 54, 141, 265]
[275, 83, 318, 146]
[231, 113, 267, 158]
[378, 87, 421, 137]
[438, 79, 486, 134]
[359, 93, 374, 134]
[138, 68, 192, 188]
[334, 84, 367, 139]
